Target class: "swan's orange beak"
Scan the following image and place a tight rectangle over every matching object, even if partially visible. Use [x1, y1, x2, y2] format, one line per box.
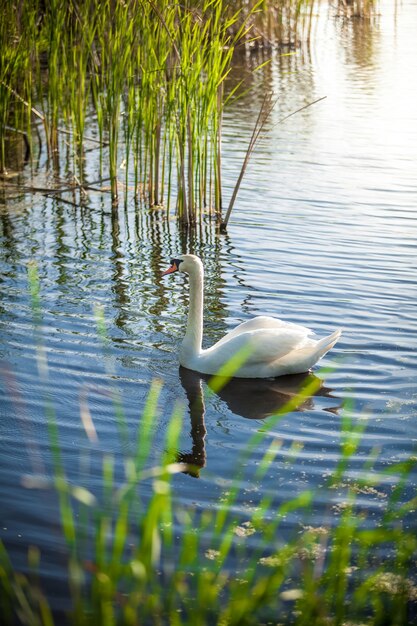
[162, 261, 179, 276]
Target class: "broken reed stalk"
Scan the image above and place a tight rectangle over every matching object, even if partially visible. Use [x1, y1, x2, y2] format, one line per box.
[221, 92, 276, 231]
[215, 82, 223, 218]
[220, 95, 327, 231]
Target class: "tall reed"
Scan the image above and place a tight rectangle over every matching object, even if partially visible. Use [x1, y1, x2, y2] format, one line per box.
[0, 0, 380, 216]
[0, 1, 38, 173]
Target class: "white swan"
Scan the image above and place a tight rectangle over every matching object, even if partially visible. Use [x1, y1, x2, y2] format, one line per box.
[162, 254, 341, 379]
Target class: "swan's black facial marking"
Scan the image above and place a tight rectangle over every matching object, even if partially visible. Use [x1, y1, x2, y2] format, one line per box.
[162, 257, 183, 276]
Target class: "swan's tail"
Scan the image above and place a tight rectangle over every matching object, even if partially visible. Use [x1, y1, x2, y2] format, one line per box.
[273, 329, 342, 375]
[314, 329, 342, 361]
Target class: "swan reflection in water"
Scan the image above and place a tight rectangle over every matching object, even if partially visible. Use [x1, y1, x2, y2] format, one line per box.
[177, 367, 341, 477]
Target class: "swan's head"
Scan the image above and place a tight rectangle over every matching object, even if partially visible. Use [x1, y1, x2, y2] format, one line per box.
[162, 254, 203, 277]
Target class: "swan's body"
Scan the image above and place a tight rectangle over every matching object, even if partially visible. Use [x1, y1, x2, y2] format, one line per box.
[163, 255, 341, 379]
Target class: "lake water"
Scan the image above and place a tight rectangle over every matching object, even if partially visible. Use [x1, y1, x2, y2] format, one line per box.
[1, 0, 416, 616]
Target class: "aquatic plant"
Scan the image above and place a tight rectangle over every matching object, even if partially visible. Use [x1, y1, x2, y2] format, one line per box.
[1, 0, 255, 218]
[1, 1, 377, 219]
[0, 1, 39, 173]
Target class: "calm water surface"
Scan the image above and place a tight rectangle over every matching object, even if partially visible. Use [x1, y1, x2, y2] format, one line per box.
[1, 0, 416, 611]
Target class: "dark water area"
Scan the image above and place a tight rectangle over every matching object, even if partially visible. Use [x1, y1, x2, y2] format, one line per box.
[1, 0, 417, 615]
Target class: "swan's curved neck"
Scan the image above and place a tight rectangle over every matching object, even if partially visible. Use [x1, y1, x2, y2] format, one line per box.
[182, 264, 204, 357]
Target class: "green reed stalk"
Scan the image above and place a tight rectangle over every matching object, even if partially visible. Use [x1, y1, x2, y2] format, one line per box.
[44, 0, 67, 161]
[1, 0, 377, 218]
[0, 0, 264, 220]
[0, 2, 35, 172]
[66, 2, 98, 183]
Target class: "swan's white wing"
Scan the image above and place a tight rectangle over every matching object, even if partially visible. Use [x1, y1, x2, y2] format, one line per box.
[214, 316, 312, 347]
[207, 325, 313, 366]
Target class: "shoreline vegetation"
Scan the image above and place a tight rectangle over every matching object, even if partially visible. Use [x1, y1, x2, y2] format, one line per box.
[1, 0, 377, 226]
[1, 257, 416, 626]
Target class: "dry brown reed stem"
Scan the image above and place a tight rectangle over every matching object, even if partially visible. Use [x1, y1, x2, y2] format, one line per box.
[221, 92, 276, 230]
[216, 82, 224, 217]
[221, 95, 327, 231]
